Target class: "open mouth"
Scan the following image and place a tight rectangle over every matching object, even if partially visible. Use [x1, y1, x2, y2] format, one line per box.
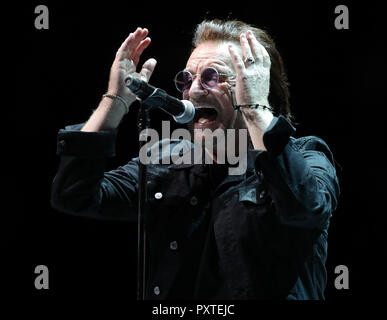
[193, 107, 218, 125]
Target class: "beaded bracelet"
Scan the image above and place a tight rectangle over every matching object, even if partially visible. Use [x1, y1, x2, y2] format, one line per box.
[102, 93, 129, 114]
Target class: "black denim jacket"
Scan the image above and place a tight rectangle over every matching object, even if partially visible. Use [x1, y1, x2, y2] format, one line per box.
[51, 116, 340, 300]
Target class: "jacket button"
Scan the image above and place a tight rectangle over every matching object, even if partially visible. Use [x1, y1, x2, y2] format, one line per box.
[190, 196, 198, 206]
[259, 190, 266, 199]
[154, 192, 163, 200]
[154, 286, 160, 295]
[170, 241, 178, 250]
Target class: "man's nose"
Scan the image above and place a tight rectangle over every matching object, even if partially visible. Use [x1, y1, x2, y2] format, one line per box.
[187, 77, 208, 99]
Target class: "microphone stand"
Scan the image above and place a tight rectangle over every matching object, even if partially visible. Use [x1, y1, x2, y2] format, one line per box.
[126, 75, 194, 299]
[136, 100, 149, 300]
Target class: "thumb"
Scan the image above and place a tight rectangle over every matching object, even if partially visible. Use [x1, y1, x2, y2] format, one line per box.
[140, 58, 157, 82]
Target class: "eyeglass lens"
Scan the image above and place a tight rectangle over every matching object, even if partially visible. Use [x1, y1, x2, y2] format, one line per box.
[174, 67, 220, 92]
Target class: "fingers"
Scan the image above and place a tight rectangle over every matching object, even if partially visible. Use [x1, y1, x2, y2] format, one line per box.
[132, 37, 151, 66]
[246, 30, 271, 68]
[125, 28, 148, 59]
[231, 30, 271, 70]
[228, 44, 246, 77]
[140, 58, 157, 82]
[240, 33, 253, 61]
[260, 43, 271, 68]
[116, 27, 150, 63]
[116, 34, 132, 60]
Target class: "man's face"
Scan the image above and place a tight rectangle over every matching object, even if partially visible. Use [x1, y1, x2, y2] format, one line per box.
[184, 41, 240, 137]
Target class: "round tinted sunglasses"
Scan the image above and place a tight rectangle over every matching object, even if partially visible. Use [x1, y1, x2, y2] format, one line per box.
[174, 67, 235, 93]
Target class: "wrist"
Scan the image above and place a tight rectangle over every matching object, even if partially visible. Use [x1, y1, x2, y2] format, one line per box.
[241, 107, 273, 133]
[102, 93, 131, 114]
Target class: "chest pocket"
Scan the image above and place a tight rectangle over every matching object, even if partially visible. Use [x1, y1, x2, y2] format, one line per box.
[146, 183, 187, 209]
[239, 185, 270, 205]
[145, 181, 189, 239]
[145, 174, 205, 244]
[239, 186, 257, 204]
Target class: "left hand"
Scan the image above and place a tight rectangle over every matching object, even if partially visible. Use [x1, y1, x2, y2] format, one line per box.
[228, 30, 271, 109]
[228, 30, 273, 149]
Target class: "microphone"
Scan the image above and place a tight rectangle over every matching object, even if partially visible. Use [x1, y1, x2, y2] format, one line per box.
[125, 76, 195, 124]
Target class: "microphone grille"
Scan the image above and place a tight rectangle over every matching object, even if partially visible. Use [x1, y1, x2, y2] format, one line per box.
[173, 100, 195, 124]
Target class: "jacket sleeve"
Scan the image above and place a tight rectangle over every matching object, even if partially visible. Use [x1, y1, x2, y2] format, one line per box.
[51, 123, 139, 221]
[253, 116, 340, 230]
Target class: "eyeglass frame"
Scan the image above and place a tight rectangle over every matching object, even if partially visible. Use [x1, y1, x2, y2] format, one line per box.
[174, 67, 236, 93]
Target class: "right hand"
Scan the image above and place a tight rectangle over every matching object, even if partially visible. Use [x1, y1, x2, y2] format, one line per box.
[108, 27, 157, 106]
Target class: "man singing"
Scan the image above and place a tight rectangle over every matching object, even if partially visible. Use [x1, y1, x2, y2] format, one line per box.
[51, 20, 340, 299]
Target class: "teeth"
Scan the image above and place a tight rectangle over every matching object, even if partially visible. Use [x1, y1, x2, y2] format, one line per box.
[195, 106, 217, 111]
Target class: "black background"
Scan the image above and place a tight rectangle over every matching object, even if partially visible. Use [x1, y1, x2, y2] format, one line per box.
[3, 0, 386, 308]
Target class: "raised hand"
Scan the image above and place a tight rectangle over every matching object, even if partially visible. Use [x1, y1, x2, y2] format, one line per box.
[228, 30, 271, 109]
[108, 27, 157, 106]
[228, 30, 274, 149]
